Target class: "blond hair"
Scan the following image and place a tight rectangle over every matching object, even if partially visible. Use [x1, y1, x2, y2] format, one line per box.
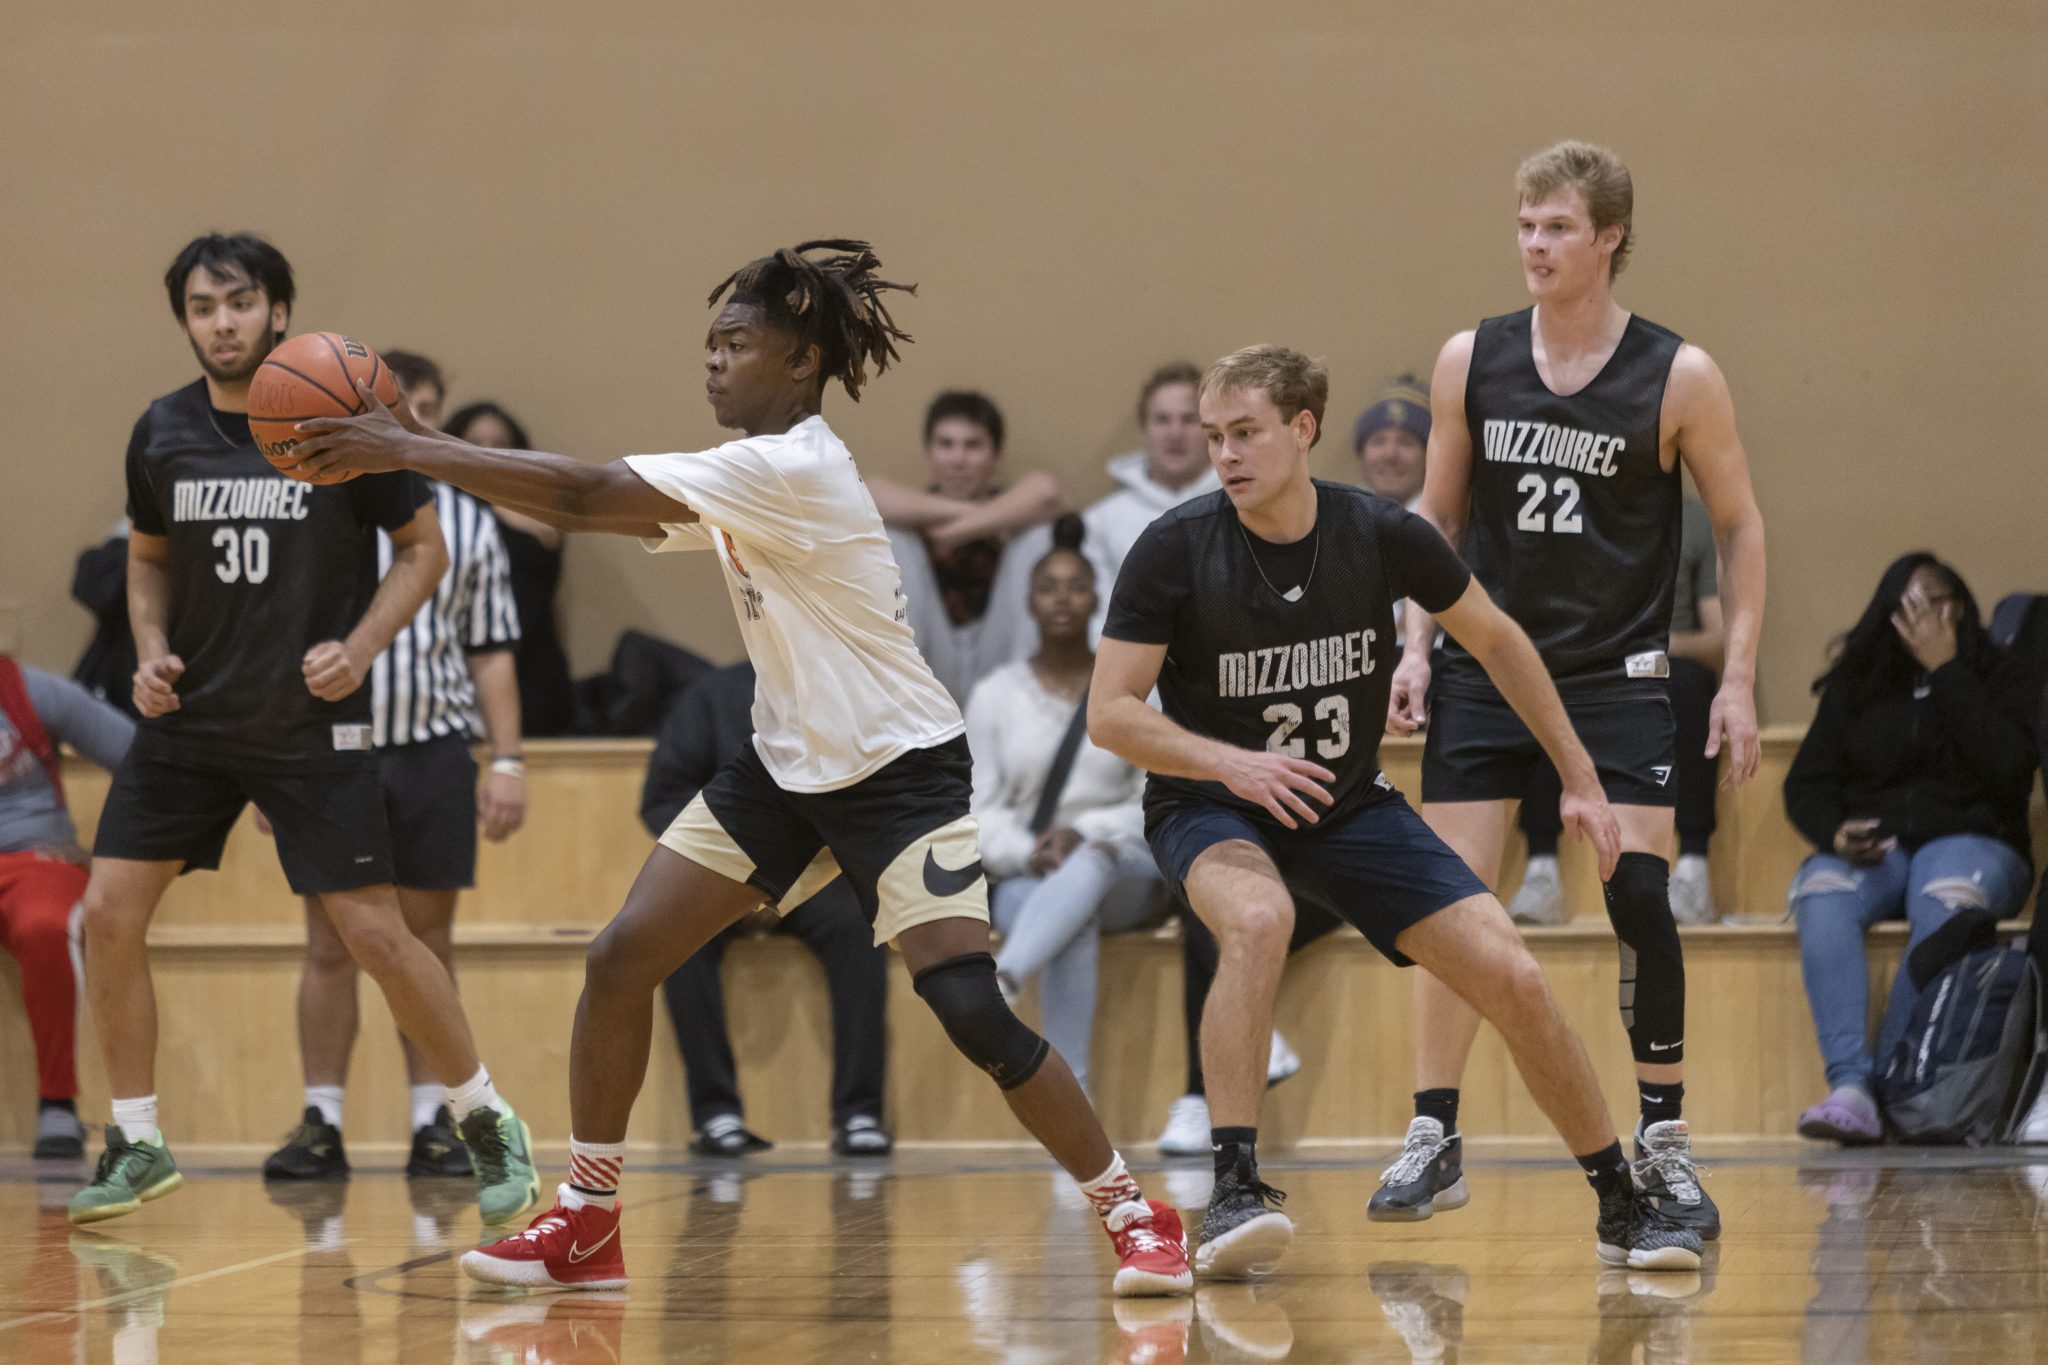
[1200, 345, 1330, 448]
[1516, 140, 1634, 278]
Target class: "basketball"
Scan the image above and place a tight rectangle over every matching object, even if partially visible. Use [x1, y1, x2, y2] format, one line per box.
[246, 332, 401, 483]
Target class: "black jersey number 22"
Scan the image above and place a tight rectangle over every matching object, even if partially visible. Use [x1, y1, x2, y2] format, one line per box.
[1516, 474, 1584, 534]
[1263, 695, 1351, 760]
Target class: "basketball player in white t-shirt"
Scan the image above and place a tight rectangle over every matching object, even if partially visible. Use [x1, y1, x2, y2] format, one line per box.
[292, 240, 1193, 1299]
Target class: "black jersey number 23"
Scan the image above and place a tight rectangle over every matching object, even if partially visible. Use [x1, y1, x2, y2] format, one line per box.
[1262, 695, 1351, 760]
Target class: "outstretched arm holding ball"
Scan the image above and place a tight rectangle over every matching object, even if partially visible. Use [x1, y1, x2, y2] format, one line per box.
[294, 384, 685, 540]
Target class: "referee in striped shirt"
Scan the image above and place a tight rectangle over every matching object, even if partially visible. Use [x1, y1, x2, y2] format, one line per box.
[264, 353, 528, 1190]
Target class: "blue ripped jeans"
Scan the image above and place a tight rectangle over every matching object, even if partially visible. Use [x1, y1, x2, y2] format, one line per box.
[1791, 835, 2032, 1092]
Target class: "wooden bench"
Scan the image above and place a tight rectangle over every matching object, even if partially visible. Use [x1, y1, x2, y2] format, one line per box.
[0, 728, 2033, 1152]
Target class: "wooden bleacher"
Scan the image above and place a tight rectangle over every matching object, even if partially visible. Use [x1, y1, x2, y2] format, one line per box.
[0, 727, 2037, 1153]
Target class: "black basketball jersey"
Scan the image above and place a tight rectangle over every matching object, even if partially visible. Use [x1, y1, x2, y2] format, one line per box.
[1437, 308, 1684, 702]
[1104, 481, 1471, 822]
[124, 379, 430, 768]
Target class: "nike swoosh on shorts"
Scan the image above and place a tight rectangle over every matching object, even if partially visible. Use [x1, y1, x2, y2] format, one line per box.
[923, 848, 985, 898]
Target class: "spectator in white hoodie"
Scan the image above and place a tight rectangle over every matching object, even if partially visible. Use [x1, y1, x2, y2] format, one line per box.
[1005, 363, 1219, 653]
[967, 516, 1168, 1093]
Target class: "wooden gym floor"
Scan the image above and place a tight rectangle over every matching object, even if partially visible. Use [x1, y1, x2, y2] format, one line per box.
[0, 1143, 2043, 1363]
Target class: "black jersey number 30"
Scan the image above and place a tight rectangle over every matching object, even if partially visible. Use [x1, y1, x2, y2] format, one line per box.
[1263, 695, 1351, 760]
[212, 526, 271, 584]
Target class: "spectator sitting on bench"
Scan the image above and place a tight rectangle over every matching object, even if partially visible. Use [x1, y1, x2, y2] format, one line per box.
[642, 662, 893, 1157]
[966, 515, 1169, 1096]
[874, 391, 1064, 704]
[1785, 553, 2038, 1145]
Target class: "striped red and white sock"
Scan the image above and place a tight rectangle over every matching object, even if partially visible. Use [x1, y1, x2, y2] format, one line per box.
[1077, 1151, 1144, 1220]
[567, 1136, 625, 1208]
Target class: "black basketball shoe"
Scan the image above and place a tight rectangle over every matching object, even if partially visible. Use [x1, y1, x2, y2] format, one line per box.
[1367, 1117, 1469, 1222]
[1634, 1120, 1721, 1242]
[406, 1105, 473, 1178]
[690, 1113, 772, 1157]
[1194, 1154, 1291, 1278]
[262, 1107, 349, 1182]
[1596, 1179, 1703, 1271]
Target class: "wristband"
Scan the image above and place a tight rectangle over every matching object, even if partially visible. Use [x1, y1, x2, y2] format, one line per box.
[490, 756, 527, 779]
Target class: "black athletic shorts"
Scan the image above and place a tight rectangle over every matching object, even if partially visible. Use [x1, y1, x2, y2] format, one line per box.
[94, 730, 395, 895]
[378, 736, 478, 891]
[1145, 789, 1489, 968]
[655, 736, 989, 946]
[1422, 689, 1677, 808]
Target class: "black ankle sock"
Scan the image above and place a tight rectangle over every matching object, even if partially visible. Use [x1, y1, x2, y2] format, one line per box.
[1414, 1088, 1460, 1133]
[38, 1097, 76, 1114]
[1638, 1081, 1684, 1128]
[1211, 1125, 1258, 1180]
[1576, 1141, 1631, 1200]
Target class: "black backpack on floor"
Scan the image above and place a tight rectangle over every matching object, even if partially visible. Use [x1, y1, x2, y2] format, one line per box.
[1879, 944, 2048, 1146]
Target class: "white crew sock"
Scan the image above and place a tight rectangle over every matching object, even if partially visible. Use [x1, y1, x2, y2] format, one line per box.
[410, 1083, 444, 1132]
[110, 1095, 159, 1146]
[304, 1084, 345, 1129]
[445, 1066, 506, 1121]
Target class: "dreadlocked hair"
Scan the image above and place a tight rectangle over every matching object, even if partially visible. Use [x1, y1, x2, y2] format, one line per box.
[706, 239, 915, 401]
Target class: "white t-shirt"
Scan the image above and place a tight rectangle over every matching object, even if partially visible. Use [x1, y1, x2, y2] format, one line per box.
[626, 416, 965, 792]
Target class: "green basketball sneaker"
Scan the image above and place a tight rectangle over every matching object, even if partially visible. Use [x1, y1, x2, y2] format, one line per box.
[458, 1105, 541, 1225]
[69, 1127, 184, 1225]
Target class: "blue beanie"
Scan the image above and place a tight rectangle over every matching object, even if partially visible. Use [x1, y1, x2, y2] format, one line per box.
[1352, 376, 1432, 454]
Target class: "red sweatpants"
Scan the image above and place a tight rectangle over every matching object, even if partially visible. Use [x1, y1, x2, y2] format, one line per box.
[0, 850, 85, 1100]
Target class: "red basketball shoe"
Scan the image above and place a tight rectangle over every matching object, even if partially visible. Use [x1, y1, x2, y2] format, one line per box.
[461, 1187, 627, 1290]
[1108, 1198, 1193, 1297]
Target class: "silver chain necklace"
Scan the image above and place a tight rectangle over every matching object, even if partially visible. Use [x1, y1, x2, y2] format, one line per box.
[1238, 521, 1319, 602]
[206, 402, 252, 450]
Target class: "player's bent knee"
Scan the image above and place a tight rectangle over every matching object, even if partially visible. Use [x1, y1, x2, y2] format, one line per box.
[583, 923, 649, 990]
[1214, 898, 1293, 954]
[305, 929, 357, 974]
[912, 951, 1049, 1091]
[80, 890, 145, 944]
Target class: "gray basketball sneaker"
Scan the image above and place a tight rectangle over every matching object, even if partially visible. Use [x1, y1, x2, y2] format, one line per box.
[1634, 1120, 1721, 1241]
[1368, 1117, 1470, 1222]
[1195, 1156, 1291, 1278]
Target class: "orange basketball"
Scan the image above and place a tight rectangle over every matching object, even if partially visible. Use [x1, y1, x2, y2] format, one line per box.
[246, 332, 401, 483]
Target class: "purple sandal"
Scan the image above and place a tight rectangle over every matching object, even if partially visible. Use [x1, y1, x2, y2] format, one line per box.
[1798, 1090, 1882, 1145]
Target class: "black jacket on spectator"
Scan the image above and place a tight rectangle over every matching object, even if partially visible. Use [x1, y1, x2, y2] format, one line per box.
[1784, 656, 2036, 863]
[640, 661, 757, 835]
[71, 531, 138, 718]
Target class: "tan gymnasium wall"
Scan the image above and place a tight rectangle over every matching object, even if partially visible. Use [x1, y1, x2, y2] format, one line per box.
[2, 2, 2042, 724]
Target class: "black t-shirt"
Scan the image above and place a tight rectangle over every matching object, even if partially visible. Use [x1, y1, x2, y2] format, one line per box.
[124, 379, 431, 768]
[1104, 481, 1471, 822]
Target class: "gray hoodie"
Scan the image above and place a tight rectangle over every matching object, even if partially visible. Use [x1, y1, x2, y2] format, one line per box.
[1, 665, 134, 854]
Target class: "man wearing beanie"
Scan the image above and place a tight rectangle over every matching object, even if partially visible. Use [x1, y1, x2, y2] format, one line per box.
[1353, 376, 1433, 508]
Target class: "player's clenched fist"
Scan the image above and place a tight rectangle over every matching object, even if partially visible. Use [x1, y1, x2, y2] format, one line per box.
[1217, 749, 1336, 830]
[302, 640, 369, 701]
[1385, 651, 1430, 735]
[133, 655, 184, 717]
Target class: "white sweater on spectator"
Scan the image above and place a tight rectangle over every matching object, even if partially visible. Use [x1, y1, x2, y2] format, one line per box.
[964, 661, 1147, 880]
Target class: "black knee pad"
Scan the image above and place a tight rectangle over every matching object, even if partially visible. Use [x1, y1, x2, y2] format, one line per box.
[912, 952, 1049, 1091]
[1602, 852, 1685, 1065]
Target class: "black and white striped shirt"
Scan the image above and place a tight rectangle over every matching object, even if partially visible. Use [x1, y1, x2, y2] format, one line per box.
[370, 481, 521, 747]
